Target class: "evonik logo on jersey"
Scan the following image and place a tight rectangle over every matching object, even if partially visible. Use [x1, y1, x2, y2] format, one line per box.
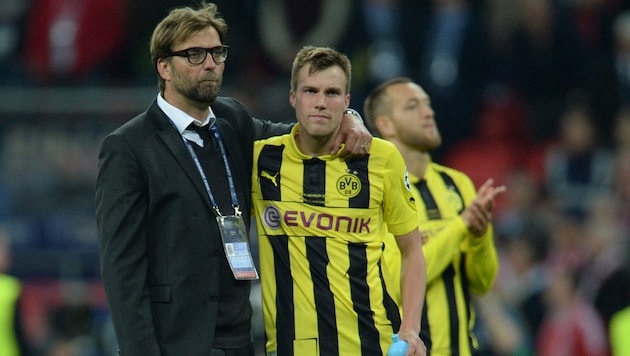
[261, 204, 372, 234]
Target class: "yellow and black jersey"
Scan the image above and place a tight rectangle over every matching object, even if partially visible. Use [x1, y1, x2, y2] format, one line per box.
[382, 160, 498, 356]
[252, 125, 418, 356]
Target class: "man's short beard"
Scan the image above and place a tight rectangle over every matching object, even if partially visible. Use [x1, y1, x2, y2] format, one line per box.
[427, 137, 442, 150]
[185, 81, 221, 104]
[171, 68, 222, 105]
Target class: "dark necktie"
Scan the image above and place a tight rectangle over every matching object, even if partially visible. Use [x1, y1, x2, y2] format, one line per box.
[188, 124, 213, 149]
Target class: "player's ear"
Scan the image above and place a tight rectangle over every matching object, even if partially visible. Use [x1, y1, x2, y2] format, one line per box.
[375, 115, 394, 138]
[289, 90, 296, 108]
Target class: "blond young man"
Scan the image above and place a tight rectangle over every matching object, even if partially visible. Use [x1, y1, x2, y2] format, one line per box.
[252, 48, 427, 356]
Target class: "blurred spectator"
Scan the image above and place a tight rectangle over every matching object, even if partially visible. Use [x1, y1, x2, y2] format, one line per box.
[612, 147, 630, 228]
[473, 292, 532, 355]
[494, 169, 547, 239]
[200, 0, 261, 91]
[563, 0, 620, 140]
[256, 0, 353, 74]
[401, 0, 491, 159]
[544, 212, 588, 274]
[0, 0, 30, 84]
[39, 281, 99, 356]
[495, 219, 549, 343]
[0, 227, 33, 356]
[484, 0, 521, 84]
[578, 195, 630, 331]
[612, 11, 630, 105]
[253, 0, 361, 120]
[543, 101, 614, 218]
[442, 87, 527, 201]
[21, 0, 127, 85]
[357, 0, 407, 90]
[612, 104, 630, 148]
[508, 0, 583, 142]
[535, 265, 609, 356]
[476, 209, 549, 355]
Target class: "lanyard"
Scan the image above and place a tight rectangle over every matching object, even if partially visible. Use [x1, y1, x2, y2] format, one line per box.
[171, 120, 242, 217]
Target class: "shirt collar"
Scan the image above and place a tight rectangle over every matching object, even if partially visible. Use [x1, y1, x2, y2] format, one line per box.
[289, 124, 342, 160]
[156, 93, 217, 134]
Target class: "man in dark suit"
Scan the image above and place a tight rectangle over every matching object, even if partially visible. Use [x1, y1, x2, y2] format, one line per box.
[94, 3, 371, 355]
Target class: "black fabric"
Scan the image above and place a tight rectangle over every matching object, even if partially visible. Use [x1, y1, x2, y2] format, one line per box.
[415, 180, 441, 220]
[188, 124, 217, 150]
[186, 124, 250, 346]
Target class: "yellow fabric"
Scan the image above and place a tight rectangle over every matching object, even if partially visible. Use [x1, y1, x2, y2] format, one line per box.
[252, 127, 418, 355]
[0, 274, 21, 356]
[382, 160, 499, 356]
[610, 305, 630, 356]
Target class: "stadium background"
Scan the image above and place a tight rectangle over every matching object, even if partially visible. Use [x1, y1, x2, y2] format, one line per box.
[1, 0, 629, 354]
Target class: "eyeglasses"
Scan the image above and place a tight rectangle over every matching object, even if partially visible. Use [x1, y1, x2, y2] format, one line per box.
[165, 45, 229, 65]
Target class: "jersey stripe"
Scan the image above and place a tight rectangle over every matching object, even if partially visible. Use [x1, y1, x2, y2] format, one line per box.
[348, 243, 381, 354]
[259, 145, 284, 201]
[346, 156, 371, 208]
[306, 236, 339, 355]
[380, 255, 401, 331]
[461, 255, 474, 349]
[421, 301, 432, 355]
[303, 158, 326, 206]
[443, 265, 460, 353]
[415, 180, 441, 220]
[269, 234, 295, 355]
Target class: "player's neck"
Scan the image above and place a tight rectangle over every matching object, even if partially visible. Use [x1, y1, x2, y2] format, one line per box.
[402, 147, 431, 179]
[295, 133, 334, 157]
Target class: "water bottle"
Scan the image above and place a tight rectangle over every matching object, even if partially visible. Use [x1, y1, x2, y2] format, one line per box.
[387, 333, 409, 356]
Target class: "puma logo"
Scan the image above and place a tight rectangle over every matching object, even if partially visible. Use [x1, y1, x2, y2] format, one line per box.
[261, 170, 279, 187]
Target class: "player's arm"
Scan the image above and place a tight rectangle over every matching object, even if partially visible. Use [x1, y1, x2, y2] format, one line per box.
[461, 178, 505, 294]
[395, 228, 427, 356]
[250, 106, 372, 159]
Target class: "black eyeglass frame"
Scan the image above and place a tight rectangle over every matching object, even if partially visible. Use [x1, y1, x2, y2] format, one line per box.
[165, 45, 230, 65]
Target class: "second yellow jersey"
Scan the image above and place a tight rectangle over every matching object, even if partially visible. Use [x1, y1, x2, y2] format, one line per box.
[382, 160, 499, 356]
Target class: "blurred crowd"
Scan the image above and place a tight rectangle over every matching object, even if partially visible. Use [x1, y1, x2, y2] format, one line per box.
[1, 0, 630, 355]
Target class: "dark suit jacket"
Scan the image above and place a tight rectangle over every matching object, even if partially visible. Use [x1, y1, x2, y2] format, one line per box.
[95, 96, 290, 355]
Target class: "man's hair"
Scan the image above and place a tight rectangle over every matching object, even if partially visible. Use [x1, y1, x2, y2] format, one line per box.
[150, 2, 228, 93]
[363, 76, 414, 134]
[290, 46, 352, 93]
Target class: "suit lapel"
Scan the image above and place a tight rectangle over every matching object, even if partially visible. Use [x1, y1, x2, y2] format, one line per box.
[147, 102, 214, 210]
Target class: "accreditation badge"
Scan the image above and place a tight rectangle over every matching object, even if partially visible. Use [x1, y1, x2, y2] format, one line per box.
[216, 215, 259, 280]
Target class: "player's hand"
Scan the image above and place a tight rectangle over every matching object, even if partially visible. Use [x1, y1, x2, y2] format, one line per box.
[332, 109, 372, 160]
[397, 329, 426, 356]
[461, 179, 506, 237]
